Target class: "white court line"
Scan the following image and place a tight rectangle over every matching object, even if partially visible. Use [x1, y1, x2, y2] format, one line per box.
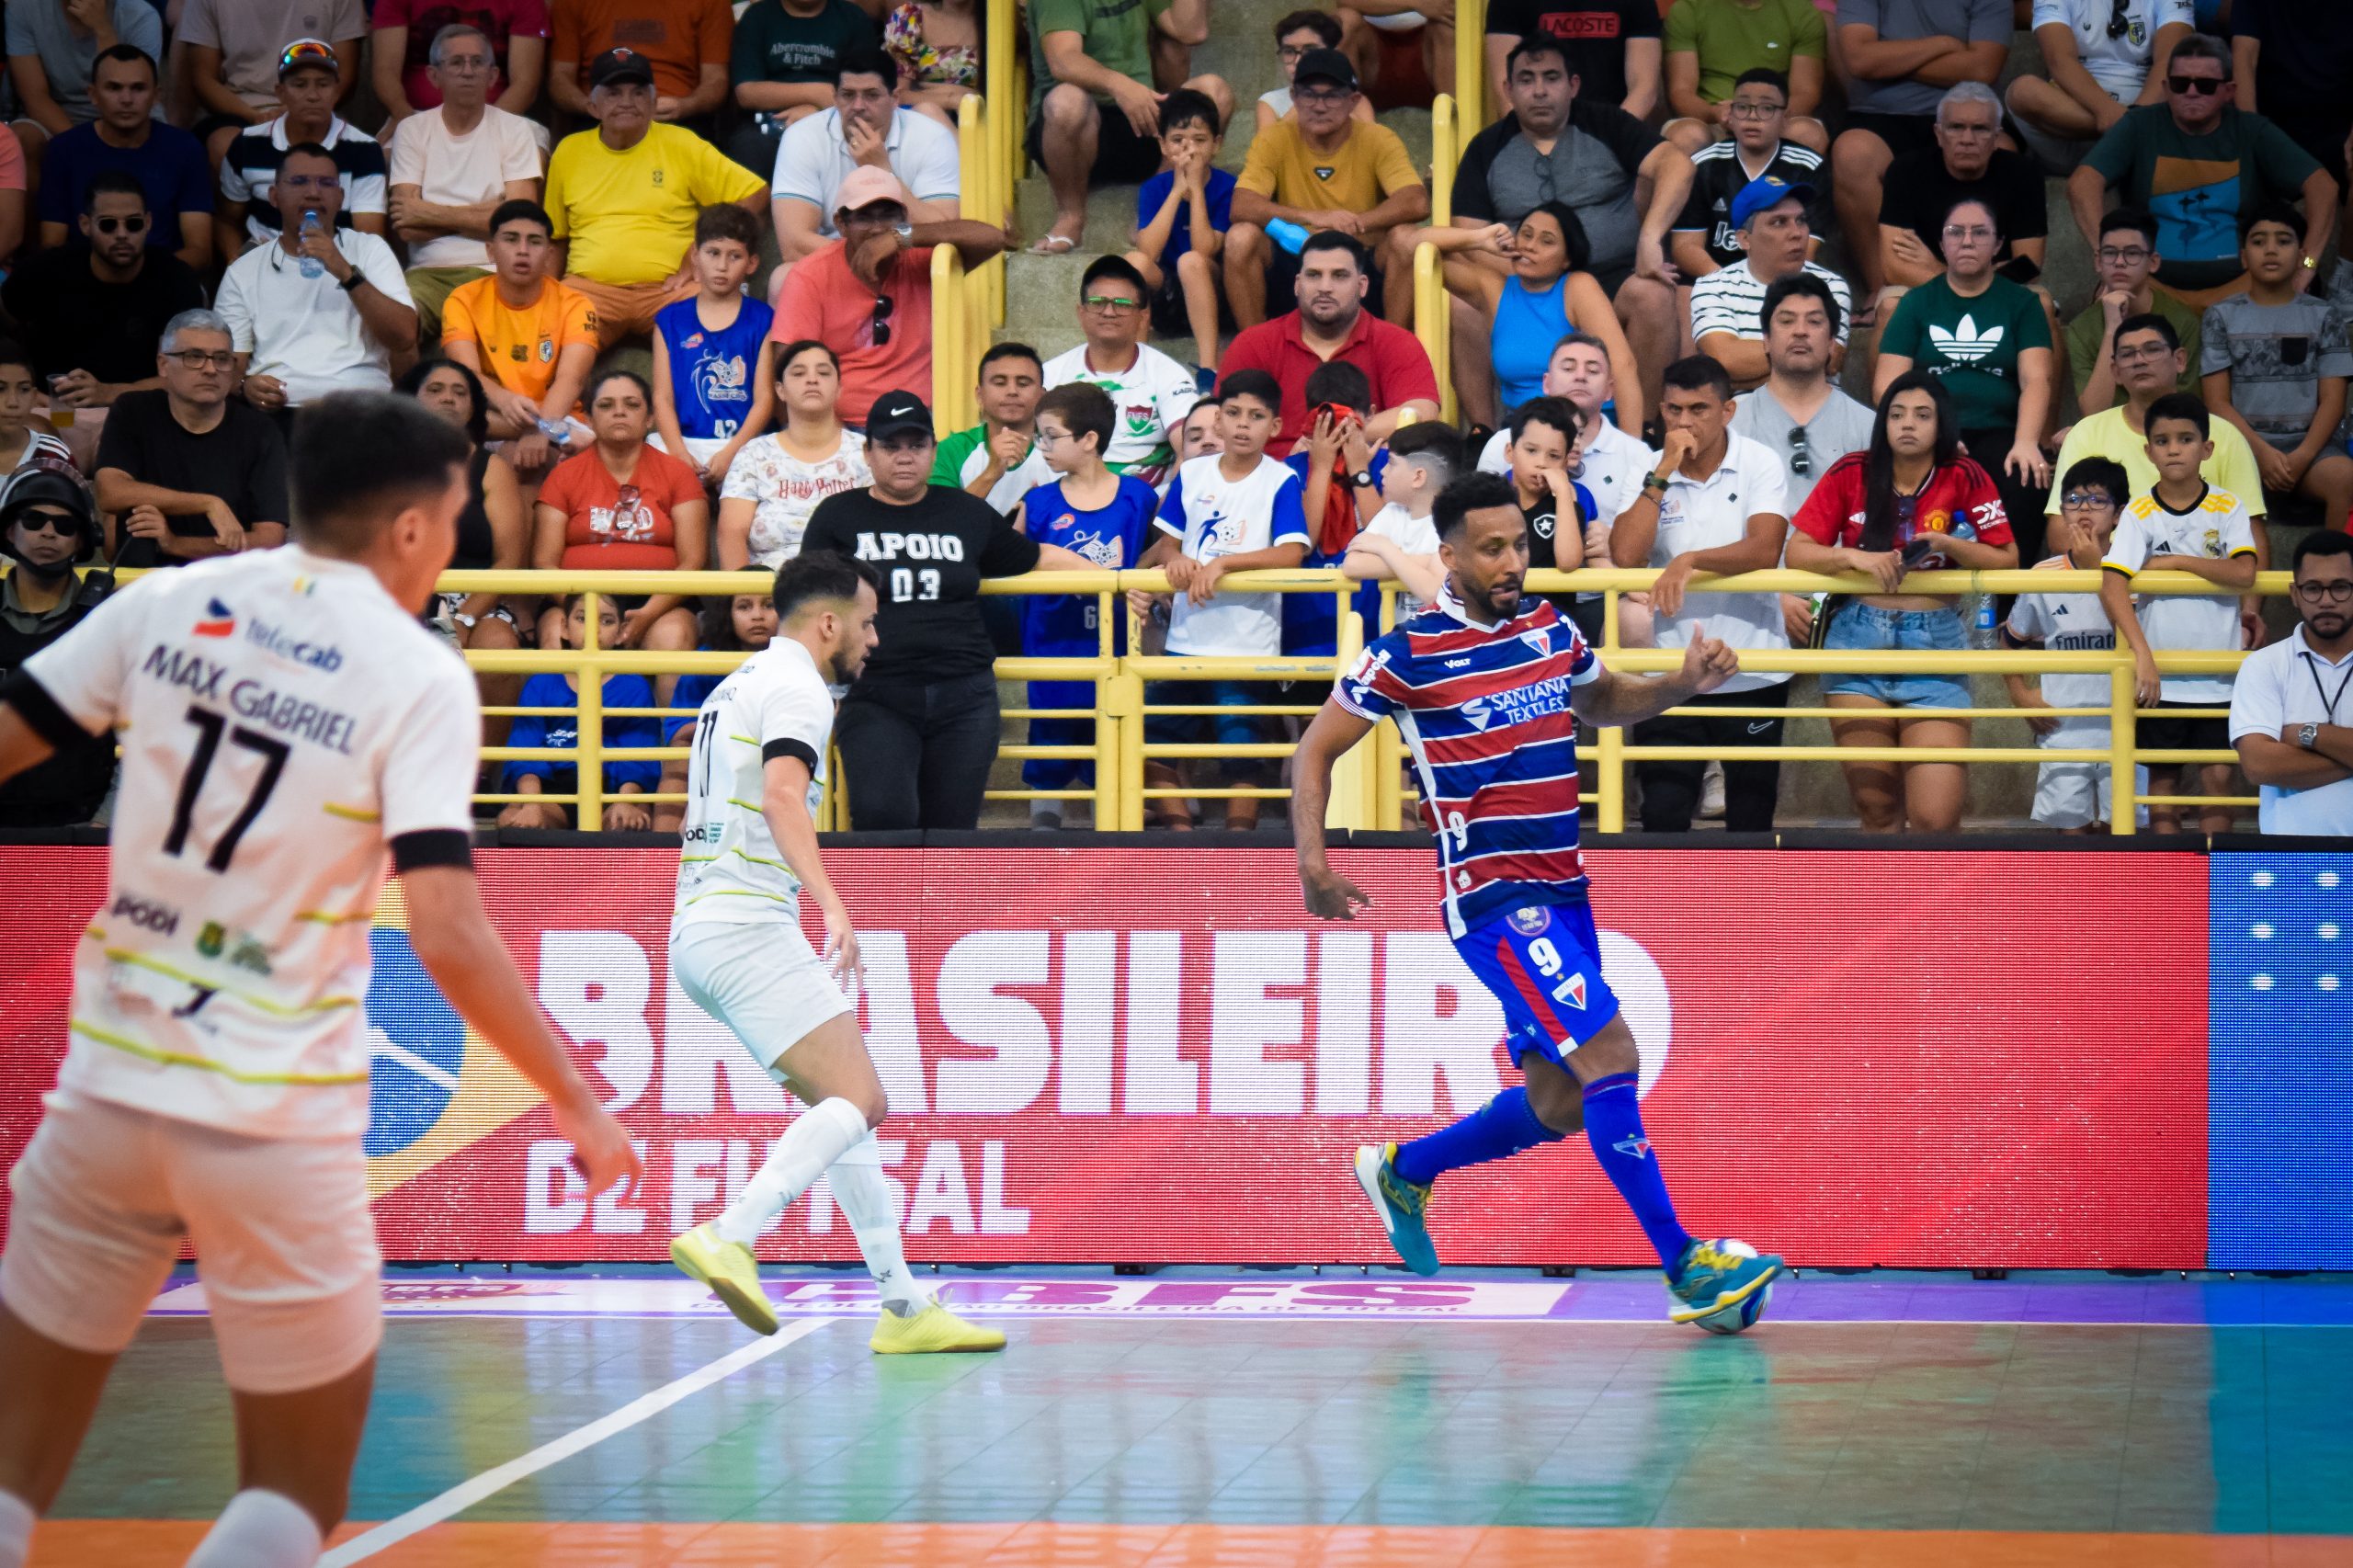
[319, 1316, 834, 1565]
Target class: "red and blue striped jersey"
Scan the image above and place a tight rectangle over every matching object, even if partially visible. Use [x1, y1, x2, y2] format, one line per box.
[1332, 585, 1602, 937]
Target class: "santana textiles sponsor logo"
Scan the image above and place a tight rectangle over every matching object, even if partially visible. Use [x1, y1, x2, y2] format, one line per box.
[244, 618, 344, 671]
[193, 597, 235, 637]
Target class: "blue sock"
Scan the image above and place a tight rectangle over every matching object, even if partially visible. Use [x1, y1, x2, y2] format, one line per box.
[1580, 1073, 1695, 1274]
[1392, 1086, 1563, 1187]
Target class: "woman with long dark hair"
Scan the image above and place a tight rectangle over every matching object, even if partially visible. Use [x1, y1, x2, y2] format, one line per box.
[715, 339, 870, 570]
[1787, 372, 2018, 831]
[399, 356, 530, 740]
[1442, 201, 1643, 432]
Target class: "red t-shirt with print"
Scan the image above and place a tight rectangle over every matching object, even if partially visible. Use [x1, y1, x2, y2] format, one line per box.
[1790, 451, 2012, 571]
[542, 443, 704, 570]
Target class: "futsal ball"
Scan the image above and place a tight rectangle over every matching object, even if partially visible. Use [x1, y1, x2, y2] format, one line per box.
[1691, 1239, 1773, 1335]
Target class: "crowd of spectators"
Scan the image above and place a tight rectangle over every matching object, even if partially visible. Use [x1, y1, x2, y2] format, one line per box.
[0, 0, 2347, 838]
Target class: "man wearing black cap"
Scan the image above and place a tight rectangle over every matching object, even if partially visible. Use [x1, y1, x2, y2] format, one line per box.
[545, 0, 733, 124]
[541, 46, 767, 349]
[798, 389, 1096, 829]
[0, 470, 114, 826]
[1227, 49, 1426, 330]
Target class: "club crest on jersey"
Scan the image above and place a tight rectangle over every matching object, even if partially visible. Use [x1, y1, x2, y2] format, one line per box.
[193, 598, 235, 638]
[1612, 1133, 1651, 1160]
[1557, 971, 1587, 1009]
[1507, 905, 1552, 937]
[1520, 626, 1552, 657]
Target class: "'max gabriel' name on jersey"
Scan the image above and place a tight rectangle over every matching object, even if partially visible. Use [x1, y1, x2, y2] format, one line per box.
[12, 548, 480, 1141]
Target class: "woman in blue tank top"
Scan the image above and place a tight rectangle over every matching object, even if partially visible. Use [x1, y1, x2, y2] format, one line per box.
[1468, 202, 1639, 433]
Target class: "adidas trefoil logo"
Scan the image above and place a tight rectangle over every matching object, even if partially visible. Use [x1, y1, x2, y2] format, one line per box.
[1928, 313, 2005, 363]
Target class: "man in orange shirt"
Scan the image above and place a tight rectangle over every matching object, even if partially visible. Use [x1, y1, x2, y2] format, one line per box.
[770, 166, 1007, 426]
[443, 199, 601, 472]
[548, 0, 732, 124]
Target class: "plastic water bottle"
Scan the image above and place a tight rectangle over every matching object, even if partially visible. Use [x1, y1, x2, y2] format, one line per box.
[297, 211, 324, 279]
[534, 416, 572, 444]
[1971, 595, 1998, 650]
[1267, 218, 1311, 255]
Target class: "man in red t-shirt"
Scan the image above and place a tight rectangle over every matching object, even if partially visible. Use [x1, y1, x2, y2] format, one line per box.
[769, 166, 1006, 427]
[1218, 230, 1439, 456]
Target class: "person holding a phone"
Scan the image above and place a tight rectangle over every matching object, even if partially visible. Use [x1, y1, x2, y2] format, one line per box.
[1786, 373, 2018, 832]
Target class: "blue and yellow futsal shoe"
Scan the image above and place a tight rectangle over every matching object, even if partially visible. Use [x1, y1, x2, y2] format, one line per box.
[670, 1222, 779, 1337]
[1667, 1237, 1785, 1325]
[1353, 1142, 1440, 1276]
[871, 1296, 1007, 1354]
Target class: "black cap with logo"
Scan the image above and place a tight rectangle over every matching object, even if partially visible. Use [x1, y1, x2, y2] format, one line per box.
[588, 47, 655, 88]
[864, 390, 934, 442]
[1293, 48, 1358, 93]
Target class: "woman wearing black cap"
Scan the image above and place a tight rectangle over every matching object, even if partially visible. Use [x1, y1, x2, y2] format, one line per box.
[0, 468, 116, 825]
[799, 388, 1095, 830]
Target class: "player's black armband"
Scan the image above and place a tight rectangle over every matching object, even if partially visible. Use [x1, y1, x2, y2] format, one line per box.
[390, 829, 475, 872]
[0, 671, 89, 751]
[762, 739, 820, 771]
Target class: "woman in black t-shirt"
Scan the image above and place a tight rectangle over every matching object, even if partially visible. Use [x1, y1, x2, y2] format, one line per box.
[798, 390, 1093, 831]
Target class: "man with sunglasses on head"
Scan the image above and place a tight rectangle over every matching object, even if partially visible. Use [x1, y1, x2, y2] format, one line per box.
[3, 171, 203, 465]
[2006, 0, 2192, 174]
[2233, 530, 2353, 836]
[1729, 273, 1871, 514]
[768, 165, 1005, 429]
[0, 470, 114, 829]
[216, 39, 387, 264]
[2069, 32, 2336, 309]
[91, 309, 287, 570]
[1041, 257, 1199, 487]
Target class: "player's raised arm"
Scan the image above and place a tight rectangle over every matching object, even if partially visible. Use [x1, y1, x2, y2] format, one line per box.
[1290, 698, 1377, 920]
[402, 862, 642, 1197]
[1570, 634, 1743, 728]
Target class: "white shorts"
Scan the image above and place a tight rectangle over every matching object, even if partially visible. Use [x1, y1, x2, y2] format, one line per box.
[671, 919, 855, 1071]
[0, 1090, 382, 1393]
[2032, 758, 2152, 830]
[647, 432, 733, 468]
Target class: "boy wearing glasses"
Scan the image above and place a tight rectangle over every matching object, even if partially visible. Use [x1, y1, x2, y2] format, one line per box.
[1041, 256, 1201, 486]
[2004, 457, 2142, 832]
[2064, 207, 2200, 413]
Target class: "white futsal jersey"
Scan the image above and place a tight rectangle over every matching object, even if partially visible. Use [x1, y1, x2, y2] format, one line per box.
[17, 547, 479, 1141]
[672, 637, 835, 927]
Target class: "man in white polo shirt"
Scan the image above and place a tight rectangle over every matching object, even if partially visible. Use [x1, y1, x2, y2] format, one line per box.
[1608, 353, 1791, 832]
[217, 144, 417, 426]
[767, 47, 959, 280]
[2232, 529, 2353, 835]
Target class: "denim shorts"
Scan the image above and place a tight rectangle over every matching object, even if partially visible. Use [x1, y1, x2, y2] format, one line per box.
[1822, 601, 1972, 710]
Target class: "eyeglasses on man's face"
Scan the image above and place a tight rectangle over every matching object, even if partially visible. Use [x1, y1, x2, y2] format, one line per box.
[2097, 245, 2152, 266]
[166, 349, 235, 369]
[2292, 579, 2353, 604]
[2166, 73, 2225, 96]
[1083, 294, 1142, 314]
[93, 213, 148, 234]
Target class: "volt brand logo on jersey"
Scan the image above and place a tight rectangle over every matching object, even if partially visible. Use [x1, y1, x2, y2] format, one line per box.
[193, 598, 235, 638]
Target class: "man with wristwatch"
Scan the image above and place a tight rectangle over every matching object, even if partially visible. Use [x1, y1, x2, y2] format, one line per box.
[214, 143, 418, 437]
[769, 165, 1006, 429]
[2231, 529, 2353, 835]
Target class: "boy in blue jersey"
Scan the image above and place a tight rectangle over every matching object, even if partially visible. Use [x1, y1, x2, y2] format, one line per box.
[652, 205, 778, 486]
[1012, 383, 1161, 829]
[1290, 470, 1786, 1328]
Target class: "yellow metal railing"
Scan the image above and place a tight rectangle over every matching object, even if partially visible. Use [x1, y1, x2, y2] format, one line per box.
[1457, 0, 1489, 132]
[931, 92, 1007, 434]
[1416, 95, 1461, 422]
[446, 566, 2284, 837]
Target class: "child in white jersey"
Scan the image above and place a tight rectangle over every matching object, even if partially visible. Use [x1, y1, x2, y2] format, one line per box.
[2005, 457, 2142, 832]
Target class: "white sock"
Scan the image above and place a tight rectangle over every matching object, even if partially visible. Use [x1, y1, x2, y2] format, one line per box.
[0, 1487, 35, 1568]
[184, 1489, 322, 1568]
[712, 1096, 868, 1247]
[828, 1132, 924, 1316]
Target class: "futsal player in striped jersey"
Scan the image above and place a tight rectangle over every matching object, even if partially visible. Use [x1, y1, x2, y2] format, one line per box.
[1290, 469, 1785, 1327]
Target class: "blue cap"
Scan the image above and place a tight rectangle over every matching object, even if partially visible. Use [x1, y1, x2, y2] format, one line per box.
[1729, 175, 1814, 232]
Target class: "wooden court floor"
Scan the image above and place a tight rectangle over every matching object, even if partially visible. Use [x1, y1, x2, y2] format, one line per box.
[28, 1271, 2353, 1566]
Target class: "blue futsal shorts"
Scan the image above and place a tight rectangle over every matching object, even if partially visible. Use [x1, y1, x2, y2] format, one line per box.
[1453, 901, 1622, 1068]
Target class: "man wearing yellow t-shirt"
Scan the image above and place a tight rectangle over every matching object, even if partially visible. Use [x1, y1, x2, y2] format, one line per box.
[1225, 49, 1427, 329]
[2049, 310, 2273, 642]
[543, 47, 767, 347]
[443, 199, 601, 472]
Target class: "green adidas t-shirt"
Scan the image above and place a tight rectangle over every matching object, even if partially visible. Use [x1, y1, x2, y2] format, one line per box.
[1881, 273, 2052, 435]
[1662, 0, 1825, 105]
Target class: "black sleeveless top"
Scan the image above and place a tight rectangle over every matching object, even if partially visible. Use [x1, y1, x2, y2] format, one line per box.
[451, 447, 496, 571]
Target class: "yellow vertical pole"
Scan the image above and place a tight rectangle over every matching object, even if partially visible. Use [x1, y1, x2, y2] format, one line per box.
[1094, 588, 1117, 831]
[1373, 583, 1402, 829]
[1455, 0, 1488, 131]
[1327, 610, 1376, 829]
[2109, 660, 2138, 837]
[1596, 587, 1623, 833]
[931, 245, 967, 432]
[576, 589, 603, 831]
